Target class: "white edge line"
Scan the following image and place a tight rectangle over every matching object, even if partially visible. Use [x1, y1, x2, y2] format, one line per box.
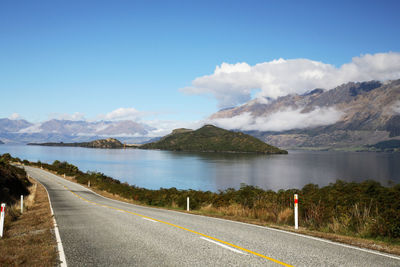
[142, 217, 158, 223]
[31, 174, 67, 267]
[200, 237, 246, 255]
[28, 166, 400, 261]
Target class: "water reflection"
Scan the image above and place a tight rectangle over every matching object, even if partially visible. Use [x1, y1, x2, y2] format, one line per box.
[0, 145, 399, 191]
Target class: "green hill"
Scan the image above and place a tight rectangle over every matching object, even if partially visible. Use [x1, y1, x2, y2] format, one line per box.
[141, 125, 288, 154]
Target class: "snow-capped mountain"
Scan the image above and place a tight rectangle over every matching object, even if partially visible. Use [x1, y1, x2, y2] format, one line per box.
[0, 119, 156, 144]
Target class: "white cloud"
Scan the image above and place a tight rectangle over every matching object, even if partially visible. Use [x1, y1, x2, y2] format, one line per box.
[48, 112, 86, 121]
[8, 113, 21, 120]
[98, 107, 143, 121]
[145, 119, 203, 137]
[18, 123, 42, 133]
[208, 107, 343, 132]
[46, 108, 146, 122]
[182, 52, 400, 108]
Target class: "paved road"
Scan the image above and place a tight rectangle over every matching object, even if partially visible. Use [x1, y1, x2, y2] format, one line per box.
[25, 166, 400, 266]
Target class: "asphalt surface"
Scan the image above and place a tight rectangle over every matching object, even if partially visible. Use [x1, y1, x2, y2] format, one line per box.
[25, 166, 400, 266]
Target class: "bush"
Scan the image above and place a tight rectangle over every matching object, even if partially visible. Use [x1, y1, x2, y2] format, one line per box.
[0, 159, 31, 205]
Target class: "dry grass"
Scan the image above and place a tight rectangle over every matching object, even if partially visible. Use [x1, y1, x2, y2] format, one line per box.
[0, 177, 57, 266]
[277, 208, 293, 224]
[192, 206, 400, 256]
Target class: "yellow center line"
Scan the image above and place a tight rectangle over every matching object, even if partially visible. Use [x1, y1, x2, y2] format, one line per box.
[64, 184, 293, 267]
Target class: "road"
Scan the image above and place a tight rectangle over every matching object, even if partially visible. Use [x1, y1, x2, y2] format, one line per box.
[24, 166, 400, 266]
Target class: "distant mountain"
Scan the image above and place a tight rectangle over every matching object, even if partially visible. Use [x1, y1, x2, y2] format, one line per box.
[0, 119, 156, 144]
[0, 118, 33, 133]
[210, 80, 400, 149]
[141, 124, 288, 154]
[0, 140, 3, 144]
[29, 138, 125, 149]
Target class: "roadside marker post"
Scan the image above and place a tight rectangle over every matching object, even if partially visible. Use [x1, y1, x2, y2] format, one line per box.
[294, 194, 298, 230]
[63, 174, 65, 178]
[0, 203, 5, 238]
[187, 197, 190, 211]
[21, 195, 23, 214]
[88, 180, 91, 187]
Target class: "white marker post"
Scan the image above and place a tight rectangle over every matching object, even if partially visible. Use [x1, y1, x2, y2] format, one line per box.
[63, 174, 66, 178]
[88, 180, 91, 187]
[294, 194, 299, 230]
[0, 204, 5, 238]
[21, 195, 23, 214]
[187, 197, 190, 211]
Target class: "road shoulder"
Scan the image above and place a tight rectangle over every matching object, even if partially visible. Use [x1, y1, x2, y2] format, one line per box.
[0, 176, 58, 266]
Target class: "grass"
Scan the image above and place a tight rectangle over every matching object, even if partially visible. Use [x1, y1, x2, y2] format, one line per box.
[0, 177, 57, 266]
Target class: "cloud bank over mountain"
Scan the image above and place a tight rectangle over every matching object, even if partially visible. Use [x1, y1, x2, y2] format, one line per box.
[208, 107, 343, 132]
[182, 52, 400, 108]
[48, 112, 86, 121]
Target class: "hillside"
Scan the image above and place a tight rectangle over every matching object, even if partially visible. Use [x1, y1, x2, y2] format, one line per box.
[367, 140, 400, 152]
[210, 80, 400, 149]
[28, 138, 124, 149]
[0, 154, 31, 204]
[141, 125, 288, 154]
[0, 140, 3, 144]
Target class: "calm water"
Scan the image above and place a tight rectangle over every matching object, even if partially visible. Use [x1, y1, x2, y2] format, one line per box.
[1, 145, 399, 191]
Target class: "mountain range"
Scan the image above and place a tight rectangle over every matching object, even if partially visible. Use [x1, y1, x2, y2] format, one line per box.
[1, 79, 399, 149]
[0, 118, 155, 144]
[210, 79, 400, 149]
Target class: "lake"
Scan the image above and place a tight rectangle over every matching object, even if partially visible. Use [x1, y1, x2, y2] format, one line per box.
[0, 144, 399, 191]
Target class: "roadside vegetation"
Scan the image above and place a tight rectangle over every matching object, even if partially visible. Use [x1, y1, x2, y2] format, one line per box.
[12, 155, 398, 244]
[0, 153, 57, 265]
[3, 153, 400, 255]
[0, 153, 31, 204]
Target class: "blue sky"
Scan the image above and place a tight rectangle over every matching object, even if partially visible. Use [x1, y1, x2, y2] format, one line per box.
[1, 0, 400, 126]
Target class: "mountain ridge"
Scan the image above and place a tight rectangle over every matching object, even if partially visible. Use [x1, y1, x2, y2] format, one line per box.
[210, 79, 400, 149]
[2, 79, 399, 149]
